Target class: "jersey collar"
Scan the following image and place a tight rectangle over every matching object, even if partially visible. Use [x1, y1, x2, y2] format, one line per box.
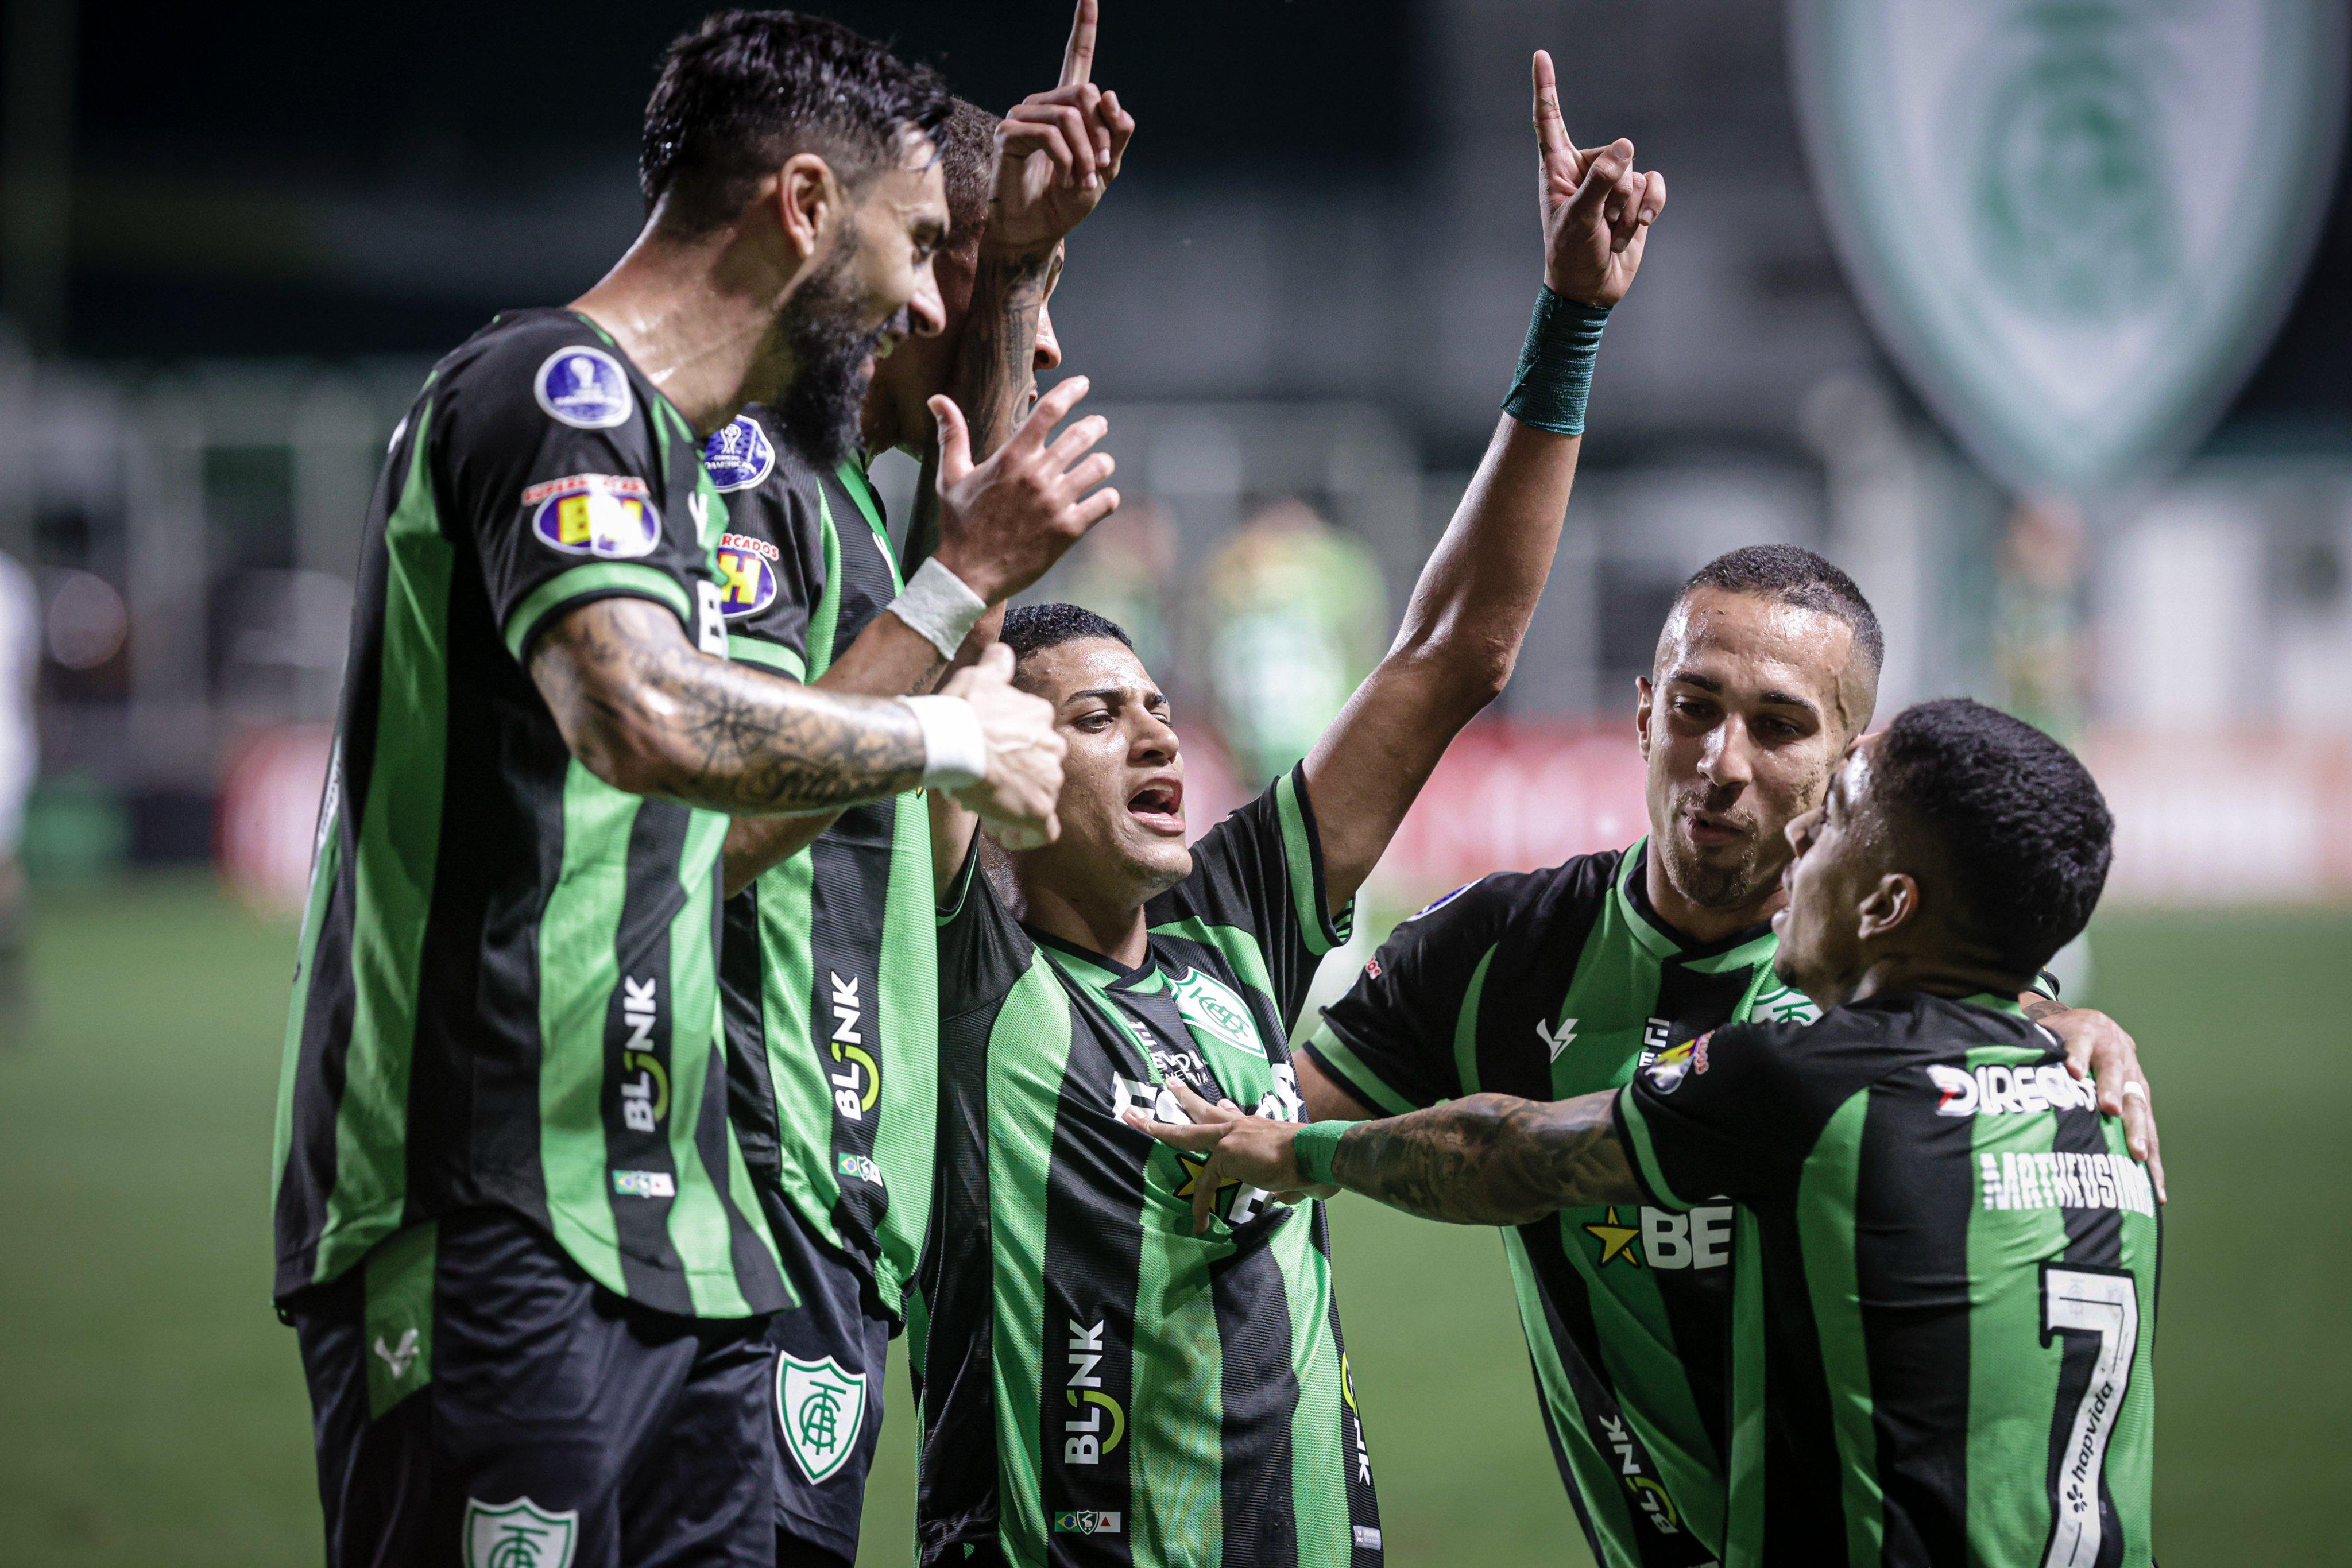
[1028, 925, 1170, 996]
[1615, 838, 1780, 964]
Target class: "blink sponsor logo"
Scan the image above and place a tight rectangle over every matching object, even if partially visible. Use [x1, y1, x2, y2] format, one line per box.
[1053, 1511, 1121, 1536]
[1599, 1414, 1684, 1538]
[618, 977, 668, 1133]
[612, 1170, 675, 1199]
[829, 972, 879, 1121]
[1062, 1319, 1125, 1465]
[1979, 1151, 2157, 1216]
[1929, 1062, 2098, 1117]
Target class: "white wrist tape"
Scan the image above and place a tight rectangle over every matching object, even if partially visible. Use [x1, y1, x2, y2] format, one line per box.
[887, 558, 987, 660]
[901, 695, 988, 791]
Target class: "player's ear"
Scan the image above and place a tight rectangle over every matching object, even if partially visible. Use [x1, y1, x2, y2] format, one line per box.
[773, 153, 838, 268]
[1856, 871, 1917, 942]
[1634, 675, 1655, 759]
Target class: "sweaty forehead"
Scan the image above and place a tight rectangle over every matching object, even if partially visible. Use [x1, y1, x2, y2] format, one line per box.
[1657, 588, 1868, 724]
[1017, 638, 1156, 702]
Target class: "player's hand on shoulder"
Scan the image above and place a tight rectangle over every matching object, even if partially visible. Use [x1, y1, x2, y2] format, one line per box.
[945, 643, 1067, 851]
[1530, 49, 1665, 308]
[985, 0, 1136, 256]
[2036, 1000, 2165, 1203]
[929, 377, 1119, 605]
[1124, 1079, 1334, 1233]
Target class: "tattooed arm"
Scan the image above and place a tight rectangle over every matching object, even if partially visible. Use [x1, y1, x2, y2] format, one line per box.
[1326, 1091, 1639, 1225]
[531, 597, 927, 815]
[1128, 1079, 1638, 1233]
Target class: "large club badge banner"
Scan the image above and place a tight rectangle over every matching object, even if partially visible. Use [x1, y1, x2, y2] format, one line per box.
[1790, 0, 2347, 497]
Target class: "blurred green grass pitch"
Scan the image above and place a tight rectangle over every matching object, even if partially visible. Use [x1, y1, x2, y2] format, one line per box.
[2, 877, 2346, 1564]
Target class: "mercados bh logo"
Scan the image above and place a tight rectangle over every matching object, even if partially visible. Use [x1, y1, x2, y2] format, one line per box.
[715, 532, 780, 618]
[1791, 0, 2347, 495]
[702, 415, 775, 492]
[523, 474, 661, 559]
[532, 345, 633, 430]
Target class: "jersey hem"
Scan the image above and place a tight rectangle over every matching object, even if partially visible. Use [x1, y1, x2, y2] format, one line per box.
[726, 632, 806, 680]
[1612, 1088, 1692, 1211]
[1298, 1030, 1419, 1117]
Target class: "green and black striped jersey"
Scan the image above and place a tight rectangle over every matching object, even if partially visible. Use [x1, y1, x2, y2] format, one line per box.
[273, 309, 789, 1319]
[1303, 841, 1816, 1566]
[913, 768, 1383, 1568]
[1616, 994, 2159, 1567]
[708, 411, 936, 1317]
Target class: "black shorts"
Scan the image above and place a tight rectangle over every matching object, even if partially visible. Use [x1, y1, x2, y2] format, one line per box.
[288, 1207, 776, 1568]
[761, 1190, 895, 1564]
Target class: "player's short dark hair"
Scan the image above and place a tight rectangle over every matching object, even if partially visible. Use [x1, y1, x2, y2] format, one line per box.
[1675, 544, 1885, 674]
[1001, 602, 1134, 663]
[1872, 698, 2113, 977]
[937, 98, 999, 250]
[641, 10, 952, 236]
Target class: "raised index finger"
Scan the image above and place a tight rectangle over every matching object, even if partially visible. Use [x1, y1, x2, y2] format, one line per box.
[1531, 49, 1573, 160]
[1060, 0, 1098, 88]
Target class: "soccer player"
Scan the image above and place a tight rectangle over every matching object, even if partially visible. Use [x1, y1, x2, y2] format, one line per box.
[1287, 545, 2160, 1563]
[912, 53, 1666, 1568]
[1140, 698, 2156, 1566]
[702, 9, 1134, 1560]
[273, 14, 1097, 1564]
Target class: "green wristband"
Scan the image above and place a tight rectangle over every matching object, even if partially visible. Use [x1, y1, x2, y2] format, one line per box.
[1502, 285, 1611, 436]
[1293, 1119, 1361, 1187]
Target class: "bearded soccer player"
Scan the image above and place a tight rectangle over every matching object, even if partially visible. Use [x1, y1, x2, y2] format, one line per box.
[1144, 698, 2157, 1566]
[911, 55, 1666, 1568]
[1274, 545, 2160, 1563]
[272, 14, 1094, 1564]
[700, 8, 1134, 1560]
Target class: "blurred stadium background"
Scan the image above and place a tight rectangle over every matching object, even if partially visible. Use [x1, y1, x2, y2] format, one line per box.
[2, 1, 2349, 1562]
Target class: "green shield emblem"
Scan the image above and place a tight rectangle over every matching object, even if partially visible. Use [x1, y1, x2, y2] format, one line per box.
[777, 1353, 868, 1483]
[1792, 0, 2346, 494]
[1170, 966, 1267, 1059]
[462, 1497, 577, 1568]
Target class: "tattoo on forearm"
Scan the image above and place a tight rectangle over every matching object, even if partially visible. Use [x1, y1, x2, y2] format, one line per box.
[957, 249, 1053, 458]
[2021, 994, 2067, 1023]
[1328, 1093, 1637, 1225]
[532, 599, 926, 814]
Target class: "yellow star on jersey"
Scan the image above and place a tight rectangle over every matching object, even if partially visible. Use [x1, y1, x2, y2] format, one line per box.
[1583, 1206, 1643, 1267]
[1173, 1154, 1240, 1206]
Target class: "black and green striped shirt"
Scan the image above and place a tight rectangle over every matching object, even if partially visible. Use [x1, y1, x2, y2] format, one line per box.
[273, 309, 788, 1319]
[708, 411, 936, 1318]
[1617, 994, 2159, 1566]
[913, 768, 1383, 1567]
[1304, 841, 1816, 1565]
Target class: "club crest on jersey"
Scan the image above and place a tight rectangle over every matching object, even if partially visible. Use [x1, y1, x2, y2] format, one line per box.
[701, 415, 776, 491]
[533, 345, 632, 429]
[524, 474, 660, 559]
[777, 1354, 868, 1483]
[463, 1496, 578, 1568]
[1170, 967, 1264, 1059]
[715, 532, 781, 618]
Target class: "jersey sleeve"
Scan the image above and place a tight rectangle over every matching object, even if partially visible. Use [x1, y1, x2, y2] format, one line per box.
[1612, 1017, 1844, 1210]
[708, 436, 823, 681]
[1300, 876, 1519, 1116]
[433, 325, 715, 663]
[1158, 763, 1352, 1028]
[935, 833, 1035, 1020]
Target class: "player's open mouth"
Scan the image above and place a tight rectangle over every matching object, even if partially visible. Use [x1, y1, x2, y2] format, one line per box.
[1127, 779, 1185, 834]
[1685, 810, 1746, 847]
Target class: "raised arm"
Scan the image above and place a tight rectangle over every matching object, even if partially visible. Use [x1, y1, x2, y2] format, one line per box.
[1128, 1078, 1637, 1232]
[1305, 51, 1665, 907]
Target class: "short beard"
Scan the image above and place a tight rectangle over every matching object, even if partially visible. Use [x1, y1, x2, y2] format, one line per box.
[774, 238, 895, 467]
[1657, 830, 1780, 913]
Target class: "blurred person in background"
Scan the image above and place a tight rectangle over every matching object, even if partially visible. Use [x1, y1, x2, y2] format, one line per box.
[1053, 494, 1179, 676]
[1202, 495, 1387, 786]
[1139, 698, 2157, 1568]
[0, 545, 36, 1020]
[1292, 546, 2161, 1563]
[270, 14, 1084, 1565]
[703, 6, 1132, 1559]
[910, 54, 1664, 1567]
